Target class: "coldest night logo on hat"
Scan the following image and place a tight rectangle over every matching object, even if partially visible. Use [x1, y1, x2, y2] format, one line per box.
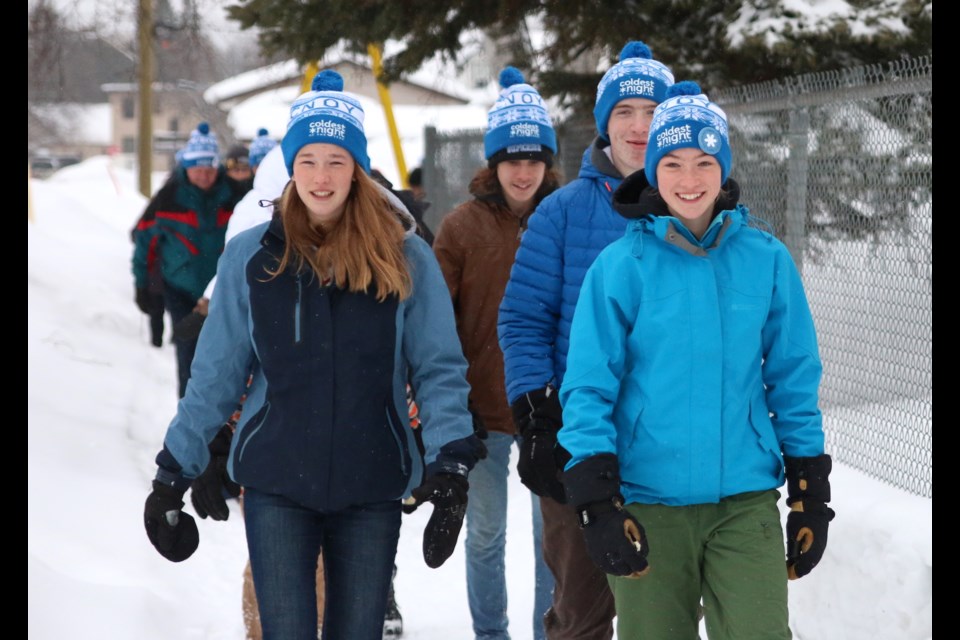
[281, 69, 370, 176]
[484, 66, 557, 166]
[179, 122, 220, 168]
[644, 80, 732, 189]
[593, 40, 675, 141]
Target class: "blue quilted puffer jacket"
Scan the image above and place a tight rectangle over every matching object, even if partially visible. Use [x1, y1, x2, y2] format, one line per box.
[497, 137, 634, 403]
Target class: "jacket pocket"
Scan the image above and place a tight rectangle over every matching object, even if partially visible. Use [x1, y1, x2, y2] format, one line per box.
[385, 402, 410, 478]
[236, 401, 271, 463]
[748, 394, 778, 451]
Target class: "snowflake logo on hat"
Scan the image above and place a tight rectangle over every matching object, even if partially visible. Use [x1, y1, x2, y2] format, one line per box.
[699, 128, 721, 154]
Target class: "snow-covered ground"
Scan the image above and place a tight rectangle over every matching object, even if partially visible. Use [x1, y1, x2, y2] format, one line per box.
[28, 157, 931, 639]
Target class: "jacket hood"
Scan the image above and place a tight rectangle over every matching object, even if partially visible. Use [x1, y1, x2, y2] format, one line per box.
[469, 173, 510, 210]
[377, 182, 418, 237]
[612, 170, 742, 220]
[576, 136, 622, 182]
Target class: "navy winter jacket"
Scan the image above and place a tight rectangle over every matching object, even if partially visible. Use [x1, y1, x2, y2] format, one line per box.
[158, 205, 477, 512]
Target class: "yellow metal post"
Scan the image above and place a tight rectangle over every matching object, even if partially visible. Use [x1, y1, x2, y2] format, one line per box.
[301, 61, 319, 92]
[367, 44, 409, 188]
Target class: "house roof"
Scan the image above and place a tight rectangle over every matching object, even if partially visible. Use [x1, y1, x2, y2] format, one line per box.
[203, 43, 481, 107]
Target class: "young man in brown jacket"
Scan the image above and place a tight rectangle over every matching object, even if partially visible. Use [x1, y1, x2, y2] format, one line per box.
[432, 66, 562, 640]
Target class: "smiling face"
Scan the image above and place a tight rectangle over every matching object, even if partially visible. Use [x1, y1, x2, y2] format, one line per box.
[496, 159, 547, 215]
[185, 166, 218, 192]
[656, 147, 722, 239]
[291, 143, 356, 230]
[606, 97, 658, 177]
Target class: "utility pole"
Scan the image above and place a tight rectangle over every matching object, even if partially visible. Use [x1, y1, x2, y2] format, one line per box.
[137, 0, 154, 197]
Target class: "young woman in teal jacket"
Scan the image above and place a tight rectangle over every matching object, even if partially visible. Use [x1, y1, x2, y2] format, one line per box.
[559, 81, 836, 639]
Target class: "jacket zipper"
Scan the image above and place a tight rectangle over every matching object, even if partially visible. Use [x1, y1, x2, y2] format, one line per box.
[294, 273, 302, 343]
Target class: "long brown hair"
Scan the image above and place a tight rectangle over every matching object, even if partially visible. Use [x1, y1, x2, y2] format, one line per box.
[266, 165, 411, 301]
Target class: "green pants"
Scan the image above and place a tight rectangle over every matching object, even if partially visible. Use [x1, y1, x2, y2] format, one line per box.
[612, 490, 790, 640]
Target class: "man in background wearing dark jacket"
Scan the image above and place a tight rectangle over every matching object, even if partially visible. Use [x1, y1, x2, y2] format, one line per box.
[131, 122, 247, 398]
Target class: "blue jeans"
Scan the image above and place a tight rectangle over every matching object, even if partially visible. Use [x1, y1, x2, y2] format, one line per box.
[243, 487, 401, 640]
[465, 431, 553, 640]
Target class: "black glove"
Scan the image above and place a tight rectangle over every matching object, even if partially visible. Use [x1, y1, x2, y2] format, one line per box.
[784, 453, 835, 580]
[563, 453, 650, 577]
[190, 425, 242, 521]
[406, 473, 469, 568]
[511, 387, 570, 503]
[173, 311, 206, 342]
[135, 287, 159, 315]
[144, 480, 199, 562]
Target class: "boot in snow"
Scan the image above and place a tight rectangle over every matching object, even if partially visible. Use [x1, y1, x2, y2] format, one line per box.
[383, 567, 402, 638]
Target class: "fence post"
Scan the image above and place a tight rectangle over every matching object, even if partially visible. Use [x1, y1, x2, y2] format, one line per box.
[422, 126, 439, 229]
[785, 108, 809, 271]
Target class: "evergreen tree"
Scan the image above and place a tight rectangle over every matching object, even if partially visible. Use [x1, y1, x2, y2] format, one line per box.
[226, 0, 931, 117]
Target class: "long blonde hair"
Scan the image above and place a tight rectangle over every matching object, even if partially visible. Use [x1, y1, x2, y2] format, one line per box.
[266, 165, 412, 301]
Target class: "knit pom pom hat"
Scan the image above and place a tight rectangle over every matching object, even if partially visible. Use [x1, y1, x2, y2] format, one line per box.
[248, 128, 277, 169]
[178, 122, 220, 168]
[281, 70, 369, 176]
[644, 80, 732, 189]
[593, 40, 675, 140]
[484, 66, 557, 168]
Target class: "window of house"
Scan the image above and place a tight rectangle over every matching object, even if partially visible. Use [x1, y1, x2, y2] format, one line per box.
[122, 137, 135, 153]
[122, 97, 135, 119]
[169, 118, 179, 132]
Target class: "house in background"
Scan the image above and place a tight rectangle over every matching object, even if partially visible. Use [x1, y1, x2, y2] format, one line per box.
[30, 33, 508, 183]
[203, 44, 478, 143]
[100, 79, 233, 173]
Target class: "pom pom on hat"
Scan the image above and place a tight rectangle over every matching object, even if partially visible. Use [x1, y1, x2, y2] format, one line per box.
[644, 80, 732, 189]
[667, 80, 702, 97]
[248, 127, 277, 169]
[179, 121, 220, 168]
[483, 66, 557, 167]
[281, 69, 369, 176]
[499, 66, 525, 88]
[593, 39, 675, 140]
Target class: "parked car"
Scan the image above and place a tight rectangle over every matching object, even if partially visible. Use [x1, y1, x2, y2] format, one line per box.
[30, 152, 81, 179]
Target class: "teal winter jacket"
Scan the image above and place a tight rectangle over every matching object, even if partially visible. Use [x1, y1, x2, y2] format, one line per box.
[559, 191, 824, 507]
[132, 166, 246, 300]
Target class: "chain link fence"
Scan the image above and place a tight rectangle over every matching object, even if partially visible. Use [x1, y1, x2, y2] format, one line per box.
[422, 55, 932, 499]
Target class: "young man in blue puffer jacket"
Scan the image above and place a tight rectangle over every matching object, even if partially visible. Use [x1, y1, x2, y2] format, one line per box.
[497, 40, 674, 639]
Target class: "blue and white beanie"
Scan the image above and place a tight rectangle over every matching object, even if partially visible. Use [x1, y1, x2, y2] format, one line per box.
[593, 41, 675, 141]
[281, 69, 370, 177]
[483, 67, 557, 168]
[644, 81, 732, 189]
[178, 122, 219, 168]
[248, 128, 277, 169]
